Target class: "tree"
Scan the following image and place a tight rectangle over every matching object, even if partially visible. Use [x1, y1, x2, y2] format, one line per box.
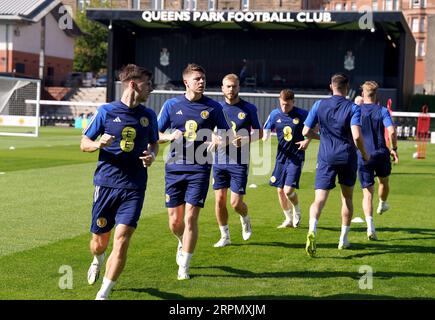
[73, 0, 109, 74]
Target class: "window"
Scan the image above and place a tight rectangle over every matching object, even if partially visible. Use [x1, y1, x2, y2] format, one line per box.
[208, 0, 216, 10]
[385, 0, 393, 10]
[412, 0, 425, 8]
[183, 0, 197, 10]
[351, 2, 357, 11]
[417, 41, 425, 57]
[77, 0, 90, 12]
[419, 17, 425, 33]
[412, 17, 419, 32]
[14, 63, 25, 74]
[372, 0, 378, 11]
[335, 3, 343, 11]
[393, 0, 400, 10]
[152, 0, 164, 10]
[132, 0, 140, 9]
[242, 0, 249, 11]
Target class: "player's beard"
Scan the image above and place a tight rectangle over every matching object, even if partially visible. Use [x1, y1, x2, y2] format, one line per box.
[225, 92, 238, 102]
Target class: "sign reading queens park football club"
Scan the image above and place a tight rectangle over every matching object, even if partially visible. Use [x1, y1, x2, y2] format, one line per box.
[142, 11, 333, 24]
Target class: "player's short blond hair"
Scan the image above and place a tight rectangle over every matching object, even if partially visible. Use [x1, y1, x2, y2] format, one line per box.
[222, 74, 239, 84]
[361, 81, 379, 99]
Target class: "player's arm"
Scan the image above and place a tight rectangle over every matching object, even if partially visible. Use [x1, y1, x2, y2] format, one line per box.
[302, 126, 320, 140]
[250, 128, 264, 143]
[157, 99, 182, 144]
[158, 130, 183, 144]
[80, 106, 113, 152]
[350, 103, 369, 162]
[140, 142, 159, 167]
[248, 105, 263, 143]
[213, 106, 234, 149]
[351, 125, 369, 162]
[382, 107, 399, 164]
[387, 125, 399, 164]
[262, 110, 276, 142]
[140, 112, 160, 167]
[80, 133, 115, 152]
[303, 101, 321, 140]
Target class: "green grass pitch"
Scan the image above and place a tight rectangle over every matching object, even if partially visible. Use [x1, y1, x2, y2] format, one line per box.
[0, 127, 434, 300]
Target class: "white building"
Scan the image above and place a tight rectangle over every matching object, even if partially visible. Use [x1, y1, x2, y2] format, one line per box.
[0, 0, 81, 85]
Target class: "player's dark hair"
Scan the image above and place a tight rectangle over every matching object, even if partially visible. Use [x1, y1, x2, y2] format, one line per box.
[331, 73, 349, 92]
[280, 89, 295, 101]
[119, 64, 152, 82]
[182, 63, 206, 79]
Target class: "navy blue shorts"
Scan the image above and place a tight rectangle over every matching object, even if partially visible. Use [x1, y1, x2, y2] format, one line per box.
[269, 158, 304, 189]
[315, 160, 357, 190]
[90, 186, 145, 234]
[213, 164, 249, 195]
[165, 170, 211, 208]
[358, 153, 392, 188]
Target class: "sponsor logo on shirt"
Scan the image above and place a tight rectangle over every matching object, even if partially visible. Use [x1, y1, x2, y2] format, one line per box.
[113, 117, 121, 122]
[276, 119, 281, 123]
[176, 110, 183, 115]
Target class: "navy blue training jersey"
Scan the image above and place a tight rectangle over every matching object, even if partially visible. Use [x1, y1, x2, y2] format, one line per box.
[158, 95, 231, 172]
[215, 99, 262, 165]
[83, 101, 158, 189]
[360, 103, 393, 158]
[304, 95, 361, 165]
[264, 106, 308, 163]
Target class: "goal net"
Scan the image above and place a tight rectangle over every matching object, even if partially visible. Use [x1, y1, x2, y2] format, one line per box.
[0, 76, 41, 137]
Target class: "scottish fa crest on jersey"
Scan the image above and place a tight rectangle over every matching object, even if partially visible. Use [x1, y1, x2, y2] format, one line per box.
[165, 194, 170, 202]
[238, 112, 246, 120]
[96, 217, 107, 228]
[270, 176, 276, 183]
[140, 117, 149, 127]
[200, 111, 209, 119]
[293, 118, 300, 125]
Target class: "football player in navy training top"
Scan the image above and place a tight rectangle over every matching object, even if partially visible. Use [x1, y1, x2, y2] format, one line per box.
[157, 64, 232, 280]
[263, 89, 311, 229]
[357, 81, 399, 241]
[81, 64, 159, 299]
[303, 73, 370, 256]
[212, 74, 263, 248]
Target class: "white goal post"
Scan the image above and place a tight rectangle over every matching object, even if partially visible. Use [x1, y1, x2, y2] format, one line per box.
[0, 76, 41, 137]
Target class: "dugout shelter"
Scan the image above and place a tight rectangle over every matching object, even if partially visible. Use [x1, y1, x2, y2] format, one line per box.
[87, 9, 415, 109]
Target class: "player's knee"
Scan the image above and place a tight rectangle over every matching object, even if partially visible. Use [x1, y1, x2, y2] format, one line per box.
[169, 219, 182, 231]
[91, 236, 108, 254]
[184, 214, 198, 228]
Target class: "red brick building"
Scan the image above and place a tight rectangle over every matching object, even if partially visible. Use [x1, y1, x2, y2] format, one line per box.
[325, 0, 435, 93]
[0, 0, 80, 85]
